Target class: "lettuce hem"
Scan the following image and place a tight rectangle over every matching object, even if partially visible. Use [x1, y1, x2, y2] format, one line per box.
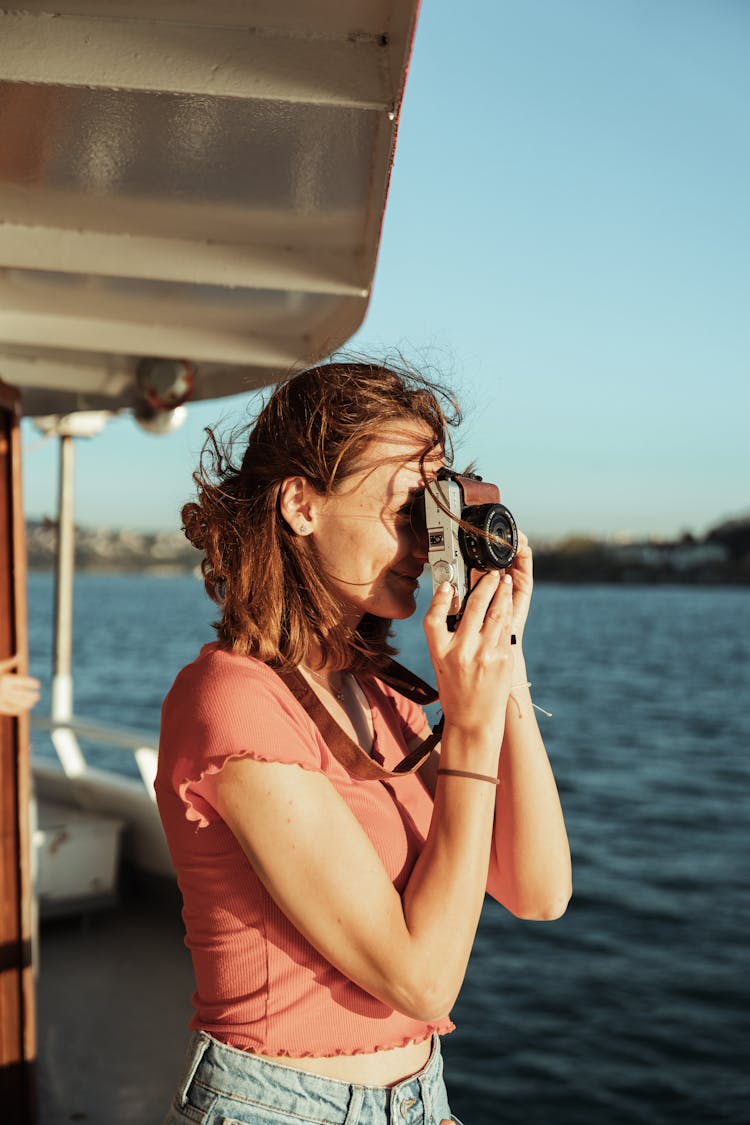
[198, 1020, 456, 1059]
[178, 751, 322, 829]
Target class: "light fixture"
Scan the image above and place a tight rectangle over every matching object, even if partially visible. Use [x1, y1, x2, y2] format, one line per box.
[132, 357, 194, 434]
[132, 402, 188, 434]
[135, 358, 195, 410]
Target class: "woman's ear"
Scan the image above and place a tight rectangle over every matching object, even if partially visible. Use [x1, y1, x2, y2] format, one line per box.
[279, 476, 319, 536]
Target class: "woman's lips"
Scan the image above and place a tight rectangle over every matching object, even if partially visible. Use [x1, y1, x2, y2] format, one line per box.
[391, 569, 422, 586]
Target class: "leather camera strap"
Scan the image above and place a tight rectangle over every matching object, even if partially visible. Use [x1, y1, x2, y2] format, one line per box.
[274, 658, 443, 782]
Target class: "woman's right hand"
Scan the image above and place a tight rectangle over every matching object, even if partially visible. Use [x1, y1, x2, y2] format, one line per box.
[423, 571, 514, 742]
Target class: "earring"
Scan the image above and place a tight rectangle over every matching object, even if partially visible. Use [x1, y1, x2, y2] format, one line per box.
[298, 523, 308, 534]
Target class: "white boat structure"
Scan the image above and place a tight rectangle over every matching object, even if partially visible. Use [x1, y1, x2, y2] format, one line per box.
[0, 4, 420, 1120]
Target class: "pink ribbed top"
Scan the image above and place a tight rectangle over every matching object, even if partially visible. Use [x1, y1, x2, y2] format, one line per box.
[155, 643, 454, 1057]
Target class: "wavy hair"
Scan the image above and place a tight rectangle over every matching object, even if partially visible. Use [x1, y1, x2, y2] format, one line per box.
[182, 361, 460, 671]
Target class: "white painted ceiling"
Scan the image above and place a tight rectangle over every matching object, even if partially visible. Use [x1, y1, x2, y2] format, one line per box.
[0, 1, 418, 416]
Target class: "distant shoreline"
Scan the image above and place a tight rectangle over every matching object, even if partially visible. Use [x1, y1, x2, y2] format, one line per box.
[25, 516, 750, 586]
[25, 567, 750, 586]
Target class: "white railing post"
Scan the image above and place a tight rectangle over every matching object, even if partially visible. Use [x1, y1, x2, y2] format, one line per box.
[51, 432, 86, 776]
[133, 746, 158, 801]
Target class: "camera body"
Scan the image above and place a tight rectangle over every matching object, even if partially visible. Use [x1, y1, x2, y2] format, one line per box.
[423, 468, 518, 624]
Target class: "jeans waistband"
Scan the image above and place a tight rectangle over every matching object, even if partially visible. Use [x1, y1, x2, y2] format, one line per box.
[174, 1030, 450, 1124]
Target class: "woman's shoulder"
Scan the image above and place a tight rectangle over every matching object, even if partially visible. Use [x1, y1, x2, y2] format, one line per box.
[168, 643, 287, 700]
[157, 647, 334, 825]
[159, 644, 326, 777]
[162, 643, 318, 739]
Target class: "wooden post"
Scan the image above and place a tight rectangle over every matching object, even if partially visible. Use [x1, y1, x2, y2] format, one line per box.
[0, 380, 36, 1122]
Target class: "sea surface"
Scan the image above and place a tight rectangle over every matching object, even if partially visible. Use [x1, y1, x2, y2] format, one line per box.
[27, 574, 750, 1124]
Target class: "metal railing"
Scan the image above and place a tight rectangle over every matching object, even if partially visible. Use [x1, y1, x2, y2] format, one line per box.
[31, 714, 158, 798]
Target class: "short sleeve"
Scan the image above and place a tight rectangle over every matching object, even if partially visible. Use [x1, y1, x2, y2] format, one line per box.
[157, 646, 325, 829]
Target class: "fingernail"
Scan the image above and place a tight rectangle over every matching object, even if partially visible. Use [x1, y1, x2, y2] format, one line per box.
[438, 581, 452, 594]
[504, 574, 512, 585]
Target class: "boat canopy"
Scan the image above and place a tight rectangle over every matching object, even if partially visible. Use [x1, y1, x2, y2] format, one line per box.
[0, 0, 419, 417]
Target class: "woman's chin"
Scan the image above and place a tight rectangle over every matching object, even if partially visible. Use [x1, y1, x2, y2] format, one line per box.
[386, 591, 420, 620]
[362, 593, 417, 622]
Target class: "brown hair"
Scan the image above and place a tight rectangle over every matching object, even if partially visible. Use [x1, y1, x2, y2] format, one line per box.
[182, 360, 460, 670]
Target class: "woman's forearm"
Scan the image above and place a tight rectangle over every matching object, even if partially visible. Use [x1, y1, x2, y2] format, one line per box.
[399, 725, 504, 1020]
[401, 678, 570, 1021]
[486, 657, 572, 918]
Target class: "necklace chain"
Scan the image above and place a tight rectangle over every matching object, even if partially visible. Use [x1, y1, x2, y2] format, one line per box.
[305, 667, 347, 703]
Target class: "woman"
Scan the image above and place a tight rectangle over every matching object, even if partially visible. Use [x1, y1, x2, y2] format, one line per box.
[156, 361, 571, 1125]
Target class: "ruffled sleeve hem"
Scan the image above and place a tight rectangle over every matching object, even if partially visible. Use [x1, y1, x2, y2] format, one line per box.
[158, 646, 327, 830]
[179, 752, 322, 830]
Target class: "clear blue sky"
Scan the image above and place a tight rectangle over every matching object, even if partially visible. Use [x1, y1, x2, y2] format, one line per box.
[21, 0, 750, 542]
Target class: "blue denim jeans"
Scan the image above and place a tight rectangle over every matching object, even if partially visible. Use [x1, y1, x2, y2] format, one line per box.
[163, 1031, 463, 1125]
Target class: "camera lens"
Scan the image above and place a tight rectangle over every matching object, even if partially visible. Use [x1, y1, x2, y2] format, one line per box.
[459, 503, 518, 570]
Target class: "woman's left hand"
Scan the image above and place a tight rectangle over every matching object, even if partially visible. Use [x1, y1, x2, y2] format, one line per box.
[505, 530, 533, 644]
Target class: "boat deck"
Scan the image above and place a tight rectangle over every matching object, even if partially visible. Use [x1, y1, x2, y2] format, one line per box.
[37, 870, 194, 1124]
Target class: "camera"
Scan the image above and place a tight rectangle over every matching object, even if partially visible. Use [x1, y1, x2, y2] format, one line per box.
[422, 468, 518, 626]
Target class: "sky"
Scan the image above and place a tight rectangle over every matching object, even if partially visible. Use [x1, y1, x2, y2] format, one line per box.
[20, 0, 750, 542]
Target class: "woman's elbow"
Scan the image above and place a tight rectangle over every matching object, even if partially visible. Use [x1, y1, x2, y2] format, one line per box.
[391, 973, 457, 1025]
[511, 883, 572, 921]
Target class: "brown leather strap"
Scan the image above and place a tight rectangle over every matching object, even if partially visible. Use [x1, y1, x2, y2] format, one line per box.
[274, 659, 442, 782]
[370, 657, 439, 707]
[456, 474, 500, 505]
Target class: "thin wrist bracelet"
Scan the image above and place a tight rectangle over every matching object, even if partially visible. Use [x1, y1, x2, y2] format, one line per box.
[437, 768, 500, 786]
[509, 680, 553, 718]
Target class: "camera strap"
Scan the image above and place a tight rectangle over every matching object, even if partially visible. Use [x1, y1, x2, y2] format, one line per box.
[274, 658, 443, 782]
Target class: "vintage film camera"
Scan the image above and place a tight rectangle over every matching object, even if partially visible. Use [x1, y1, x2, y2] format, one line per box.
[422, 468, 518, 627]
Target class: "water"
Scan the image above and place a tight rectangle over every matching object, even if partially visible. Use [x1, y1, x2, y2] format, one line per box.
[27, 575, 750, 1124]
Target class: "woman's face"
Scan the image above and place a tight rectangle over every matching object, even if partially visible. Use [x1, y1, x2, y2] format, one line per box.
[311, 425, 442, 625]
